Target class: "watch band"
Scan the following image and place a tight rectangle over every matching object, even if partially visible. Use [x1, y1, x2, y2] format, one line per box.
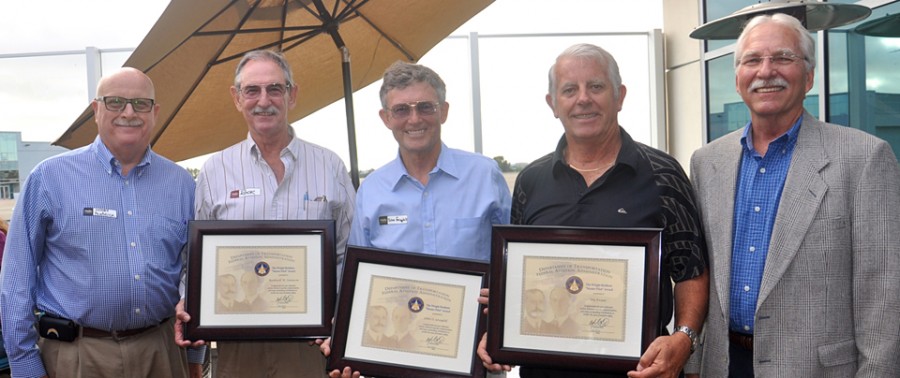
[674, 325, 698, 353]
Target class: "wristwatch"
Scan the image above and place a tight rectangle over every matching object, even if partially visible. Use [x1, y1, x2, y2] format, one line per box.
[674, 325, 698, 353]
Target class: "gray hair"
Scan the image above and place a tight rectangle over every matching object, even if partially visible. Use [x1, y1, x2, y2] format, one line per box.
[735, 13, 816, 73]
[548, 43, 623, 105]
[379, 61, 447, 108]
[234, 50, 296, 88]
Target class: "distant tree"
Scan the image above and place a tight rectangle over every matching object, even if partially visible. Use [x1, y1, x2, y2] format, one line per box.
[493, 156, 512, 172]
[186, 167, 200, 180]
[359, 169, 375, 179]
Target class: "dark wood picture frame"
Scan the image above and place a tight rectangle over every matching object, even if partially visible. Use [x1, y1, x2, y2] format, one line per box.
[486, 225, 663, 374]
[328, 246, 489, 378]
[185, 219, 336, 340]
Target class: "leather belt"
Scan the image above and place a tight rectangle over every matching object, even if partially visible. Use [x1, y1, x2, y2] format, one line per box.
[729, 331, 753, 351]
[81, 318, 168, 341]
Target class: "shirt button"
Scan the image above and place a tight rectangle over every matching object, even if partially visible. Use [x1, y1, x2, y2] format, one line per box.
[759, 167, 766, 174]
[749, 246, 756, 252]
[134, 308, 141, 314]
[134, 275, 140, 280]
[743, 325, 751, 331]
[423, 192, 429, 197]
[744, 285, 750, 292]
[127, 210, 133, 216]
[754, 206, 761, 212]
[130, 242, 136, 247]
[125, 180, 130, 185]
[424, 223, 432, 228]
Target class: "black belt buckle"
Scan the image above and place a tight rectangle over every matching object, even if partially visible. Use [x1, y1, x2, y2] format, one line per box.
[38, 313, 79, 342]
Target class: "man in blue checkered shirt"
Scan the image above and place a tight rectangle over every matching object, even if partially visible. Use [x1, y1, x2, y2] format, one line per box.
[0, 67, 196, 378]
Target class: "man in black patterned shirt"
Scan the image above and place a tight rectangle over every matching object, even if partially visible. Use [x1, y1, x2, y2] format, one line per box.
[477, 43, 709, 378]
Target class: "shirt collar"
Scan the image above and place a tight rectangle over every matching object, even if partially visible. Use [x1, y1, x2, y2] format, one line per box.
[90, 135, 153, 176]
[386, 142, 455, 190]
[740, 114, 803, 156]
[248, 126, 299, 162]
[551, 126, 640, 176]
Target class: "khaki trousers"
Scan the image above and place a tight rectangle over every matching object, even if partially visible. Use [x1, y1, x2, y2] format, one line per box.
[39, 318, 188, 378]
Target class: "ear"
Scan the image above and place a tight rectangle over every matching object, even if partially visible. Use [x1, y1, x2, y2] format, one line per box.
[545, 94, 558, 118]
[803, 68, 814, 93]
[379, 108, 390, 128]
[287, 83, 299, 109]
[91, 99, 100, 122]
[616, 85, 627, 111]
[439, 101, 450, 124]
[230, 86, 242, 111]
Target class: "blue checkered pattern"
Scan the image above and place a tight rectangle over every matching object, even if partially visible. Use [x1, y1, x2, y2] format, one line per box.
[0, 137, 195, 377]
[729, 118, 802, 334]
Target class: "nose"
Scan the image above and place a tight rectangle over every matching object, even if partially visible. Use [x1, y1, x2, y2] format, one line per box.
[575, 87, 591, 104]
[756, 58, 779, 78]
[120, 102, 137, 116]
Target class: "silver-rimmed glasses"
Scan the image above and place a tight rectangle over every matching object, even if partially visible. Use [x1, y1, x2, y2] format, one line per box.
[387, 101, 440, 120]
[238, 83, 291, 100]
[738, 52, 805, 67]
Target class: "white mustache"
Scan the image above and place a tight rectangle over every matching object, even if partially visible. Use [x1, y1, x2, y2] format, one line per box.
[252, 106, 279, 116]
[749, 77, 789, 91]
[113, 118, 144, 127]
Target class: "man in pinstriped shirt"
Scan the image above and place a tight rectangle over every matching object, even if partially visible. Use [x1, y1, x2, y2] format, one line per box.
[174, 50, 355, 378]
[1, 67, 195, 378]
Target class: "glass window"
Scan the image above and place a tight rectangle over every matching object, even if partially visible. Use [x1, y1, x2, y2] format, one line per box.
[706, 54, 746, 140]
[703, 0, 755, 51]
[827, 2, 900, 160]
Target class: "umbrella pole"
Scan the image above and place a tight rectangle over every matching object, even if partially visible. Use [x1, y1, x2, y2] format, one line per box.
[341, 46, 360, 189]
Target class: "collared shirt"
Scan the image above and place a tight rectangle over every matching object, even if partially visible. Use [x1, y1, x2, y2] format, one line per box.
[0, 136, 195, 377]
[349, 143, 511, 261]
[729, 117, 802, 334]
[195, 130, 355, 267]
[513, 129, 707, 378]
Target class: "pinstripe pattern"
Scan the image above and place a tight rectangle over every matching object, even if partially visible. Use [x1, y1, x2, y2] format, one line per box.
[195, 132, 355, 262]
[689, 111, 900, 377]
[0, 137, 195, 377]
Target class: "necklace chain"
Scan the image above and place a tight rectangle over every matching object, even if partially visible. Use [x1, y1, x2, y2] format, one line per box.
[568, 162, 613, 173]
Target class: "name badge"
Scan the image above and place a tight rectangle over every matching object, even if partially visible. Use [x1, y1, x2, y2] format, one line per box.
[378, 215, 408, 225]
[83, 208, 117, 219]
[229, 188, 262, 198]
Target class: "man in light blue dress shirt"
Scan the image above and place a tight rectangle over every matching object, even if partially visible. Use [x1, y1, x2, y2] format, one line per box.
[349, 61, 511, 262]
[324, 61, 511, 378]
[0, 67, 195, 378]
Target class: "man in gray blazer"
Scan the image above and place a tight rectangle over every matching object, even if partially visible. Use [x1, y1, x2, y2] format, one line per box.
[687, 13, 900, 377]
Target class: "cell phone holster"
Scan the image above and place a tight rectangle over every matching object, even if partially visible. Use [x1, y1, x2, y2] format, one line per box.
[38, 314, 78, 342]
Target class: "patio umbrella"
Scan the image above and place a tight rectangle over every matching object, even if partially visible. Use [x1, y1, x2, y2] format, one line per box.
[54, 0, 493, 187]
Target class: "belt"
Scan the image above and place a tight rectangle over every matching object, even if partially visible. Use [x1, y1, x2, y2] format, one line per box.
[81, 318, 168, 341]
[729, 331, 753, 351]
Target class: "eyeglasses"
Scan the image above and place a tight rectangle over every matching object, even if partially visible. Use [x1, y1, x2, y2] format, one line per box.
[739, 52, 804, 67]
[388, 101, 440, 120]
[238, 83, 291, 100]
[96, 96, 155, 113]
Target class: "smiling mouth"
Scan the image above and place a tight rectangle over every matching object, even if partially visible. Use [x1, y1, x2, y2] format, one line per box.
[755, 87, 784, 93]
[572, 113, 598, 119]
[405, 129, 426, 136]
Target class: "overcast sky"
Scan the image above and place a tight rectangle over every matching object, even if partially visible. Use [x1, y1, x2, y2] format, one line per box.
[1, 0, 664, 169]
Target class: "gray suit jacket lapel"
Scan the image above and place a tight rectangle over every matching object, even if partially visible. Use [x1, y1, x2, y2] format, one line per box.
[757, 112, 830, 306]
[707, 132, 743, 320]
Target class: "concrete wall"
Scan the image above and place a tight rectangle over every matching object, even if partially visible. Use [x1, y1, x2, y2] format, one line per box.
[662, 0, 705, 172]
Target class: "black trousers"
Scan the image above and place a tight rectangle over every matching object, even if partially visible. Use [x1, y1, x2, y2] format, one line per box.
[728, 342, 755, 378]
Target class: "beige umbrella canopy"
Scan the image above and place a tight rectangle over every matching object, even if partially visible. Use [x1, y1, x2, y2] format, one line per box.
[55, 0, 493, 186]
